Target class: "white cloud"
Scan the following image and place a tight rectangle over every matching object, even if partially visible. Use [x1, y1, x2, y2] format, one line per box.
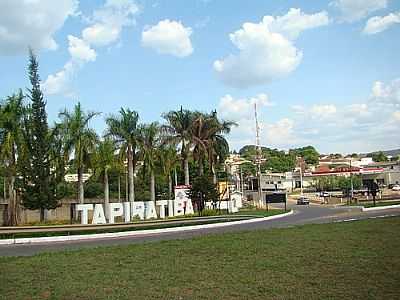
[371, 78, 400, 106]
[310, 104, 337, 118]
[43, 0, 139, 96]
[42, 62, 76, 96]
[213, 8, 329, 88]
[82, 0, 138, 46]
[265, 118, 299, 148]
[68, 35, 96, 62]
[331, 0, 387, 22]
[0, 0, 78, 55]
[141, 19, 193, 57]
[363, 11, 400, 34]
[218, 94, 273, 120]
[392, 111, 400, 121]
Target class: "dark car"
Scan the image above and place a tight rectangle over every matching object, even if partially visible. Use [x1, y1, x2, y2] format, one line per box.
[297, 196, 310, 205]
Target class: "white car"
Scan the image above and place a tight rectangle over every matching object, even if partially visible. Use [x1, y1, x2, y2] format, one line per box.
[392, 185, 400, 191]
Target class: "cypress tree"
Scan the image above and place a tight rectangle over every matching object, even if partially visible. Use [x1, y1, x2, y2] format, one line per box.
[21, 49, 58, 221]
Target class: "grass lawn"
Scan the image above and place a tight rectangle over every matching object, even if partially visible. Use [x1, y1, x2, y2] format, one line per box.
[363, 200, 400, 208]
[1, 217, 399, 299]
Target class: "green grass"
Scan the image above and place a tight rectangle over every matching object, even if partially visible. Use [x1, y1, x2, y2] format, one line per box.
[0, 210, 285, 239]
[363, 200, 400, 208]
[1, 217, 399, 299]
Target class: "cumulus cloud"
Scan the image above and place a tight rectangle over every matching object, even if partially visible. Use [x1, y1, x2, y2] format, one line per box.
[331, 0, 387, 22]
[221, 78, 400, 152]
[43, 0, 139, 96]
[0, 0, 78, 55]
[68, 35, 97, 62]
[218, 93, 273, 120]
[141, 19, 193, 57]
[82, 0, 138, 46]
[371, 78, 400, 106]
[213, 8, 329, 88]
[363, 11, 400, 34]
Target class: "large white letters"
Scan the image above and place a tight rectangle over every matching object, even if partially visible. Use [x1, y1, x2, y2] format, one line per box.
[92, 204, 106, 224]
[109, 203, 124, 224]
[76, 204, 93, 225]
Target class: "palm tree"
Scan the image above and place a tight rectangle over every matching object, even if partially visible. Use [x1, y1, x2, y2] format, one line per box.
[92, 138, 117, 214]
[59, 102, 99, 204]
[159, 144, 179, 199]
[139, 122, 160, 202]
[162, 107, 194, 185]
[0, 91, 24, 225]
[106, 108, 140, 203]
[192, 111, 236, 184]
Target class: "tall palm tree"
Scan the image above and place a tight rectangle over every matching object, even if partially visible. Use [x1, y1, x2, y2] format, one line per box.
[159, 144, 179, 199]
[139, 122, 160, 202]
[59, 102, 99, 204]
[93, 138, 117, 213]
[0, 91, 24, 225]
[192, 111, 236, 184]
[106, 108, 140, 203]
[162, 107, 194, 185]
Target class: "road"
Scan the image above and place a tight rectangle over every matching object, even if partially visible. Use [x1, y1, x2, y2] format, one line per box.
[1, 202, 399, 257]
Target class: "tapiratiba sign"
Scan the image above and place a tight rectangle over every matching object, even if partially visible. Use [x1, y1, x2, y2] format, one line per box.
[76, 185, 193, 224]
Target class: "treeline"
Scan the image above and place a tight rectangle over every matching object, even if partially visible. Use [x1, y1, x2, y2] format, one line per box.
[0, 51, 235, 224]
[238, 145, 320, 175]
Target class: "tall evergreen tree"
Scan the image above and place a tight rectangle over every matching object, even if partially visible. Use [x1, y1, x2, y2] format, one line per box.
[21, 49, 58, 221]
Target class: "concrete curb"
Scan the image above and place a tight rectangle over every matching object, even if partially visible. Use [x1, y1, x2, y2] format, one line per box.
[0, 210, 293, 245]
[362, 204, 400, 212]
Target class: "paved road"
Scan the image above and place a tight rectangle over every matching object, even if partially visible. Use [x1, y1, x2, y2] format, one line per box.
[1, 202, 399, 257]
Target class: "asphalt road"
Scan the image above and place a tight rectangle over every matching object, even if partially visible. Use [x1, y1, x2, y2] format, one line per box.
[1, 202, 399, 257]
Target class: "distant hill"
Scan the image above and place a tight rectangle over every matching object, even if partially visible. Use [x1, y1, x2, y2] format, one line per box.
[365, 149, 400, 157]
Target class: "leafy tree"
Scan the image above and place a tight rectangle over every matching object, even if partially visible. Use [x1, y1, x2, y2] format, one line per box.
[187, 175, 219, 215]
[59, 102, 99, 203]
[290, 146, 319, 165]
[106, 108, 140, 203]
[371, 151, 388, 162]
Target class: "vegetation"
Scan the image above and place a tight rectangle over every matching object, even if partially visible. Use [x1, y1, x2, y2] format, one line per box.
[1, 217, 399, 299]
[315, 175, 362, 192]
[370, 151, 388, 162]
[239, 144, 319, 174]
[0, 52, 236, 224]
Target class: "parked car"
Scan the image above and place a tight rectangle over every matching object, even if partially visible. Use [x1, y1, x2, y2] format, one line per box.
[297, 196, 310, 205]
[392, 185, 400, 191]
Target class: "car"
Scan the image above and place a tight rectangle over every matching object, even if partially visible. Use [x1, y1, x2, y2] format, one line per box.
[392, 185, 400, 191]
[297, 196, 310, 205]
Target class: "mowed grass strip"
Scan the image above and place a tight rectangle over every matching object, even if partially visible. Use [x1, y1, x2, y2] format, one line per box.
[0, 217, 399, 300]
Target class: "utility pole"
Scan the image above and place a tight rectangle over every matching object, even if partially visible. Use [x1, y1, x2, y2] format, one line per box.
[350, 159, 354, 203]
[254, 102, 263, 208]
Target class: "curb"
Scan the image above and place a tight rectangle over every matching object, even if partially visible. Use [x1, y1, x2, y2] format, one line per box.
[362, 204, 400, 212]
[0, 210, 293, 245]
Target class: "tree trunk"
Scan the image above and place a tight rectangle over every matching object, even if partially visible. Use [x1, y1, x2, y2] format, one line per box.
[184, 157, 190, 185]
[7, 176, 17, 226]
[3, 177, 6, 201]
[174, 167, 178, 186]
[128, 145, 135, 203]
[104, 168, 109, 218]
[168, 174, 173, 200]
[212, 163, 217, 185]
[150, 170, 155, 202]
[78, 166, 84, 204]
[40, 208, 45, 223]
[118, 174, 121, 202]
[199, 158, 204, 176]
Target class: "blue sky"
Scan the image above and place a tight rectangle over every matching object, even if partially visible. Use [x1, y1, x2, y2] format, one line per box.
[1, 0, 399, 154]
